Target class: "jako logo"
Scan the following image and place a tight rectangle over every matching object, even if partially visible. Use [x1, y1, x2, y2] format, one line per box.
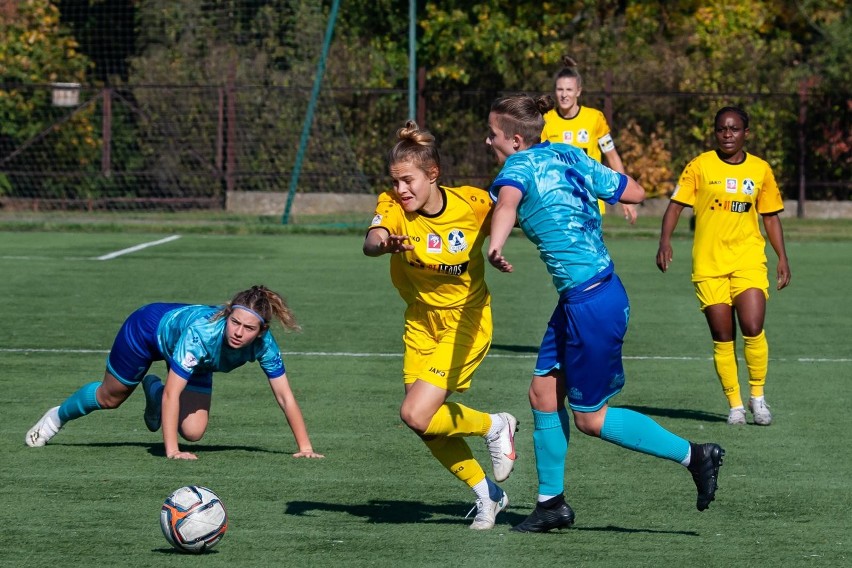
[429, 367, 446, 377]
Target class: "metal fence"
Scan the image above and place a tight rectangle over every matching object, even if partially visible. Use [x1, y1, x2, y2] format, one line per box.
[0, 82, 848, 215]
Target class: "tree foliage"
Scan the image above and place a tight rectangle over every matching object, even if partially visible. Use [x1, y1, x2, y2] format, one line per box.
[1, 0, 848, 202]
[0, 0, 97, 196]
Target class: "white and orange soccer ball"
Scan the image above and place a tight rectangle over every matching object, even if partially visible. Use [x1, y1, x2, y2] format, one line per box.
[160, 486, 228, 553]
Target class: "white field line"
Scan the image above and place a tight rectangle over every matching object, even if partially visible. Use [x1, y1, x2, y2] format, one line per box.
[0, 347, 848, 363]
[95, 235, 181, 260]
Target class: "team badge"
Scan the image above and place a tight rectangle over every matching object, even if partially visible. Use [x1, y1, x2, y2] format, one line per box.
[742, 178, 755, 195]
[578, 129, 590, 143]
[562, 131, 574, 143]
[726, 178, 738, 193]
[427, 233, 442, 253]
[371, 214, 382, 225]
[182, 353, 198, 369]
[447, 229, 468, 253]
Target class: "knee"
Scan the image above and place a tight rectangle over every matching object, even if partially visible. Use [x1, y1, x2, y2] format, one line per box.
[741, 325, 764, 338]
[528, 376, 564, 412]
[573, 413, 602, 437]
[399, 407, 429, 435]
[179, 428, 205, 442]
[96, 390, 126, 410]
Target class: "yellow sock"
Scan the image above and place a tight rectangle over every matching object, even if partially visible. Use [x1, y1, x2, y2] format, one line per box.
[713, 340, 742, 408]
[421, 436, 486, 488]
[423, 402, 490, 438]
[744, 330, 768, 398]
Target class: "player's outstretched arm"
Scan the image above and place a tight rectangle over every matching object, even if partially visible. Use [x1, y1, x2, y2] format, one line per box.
[363, 227, 413, 257]
[268, 374, 324, 458]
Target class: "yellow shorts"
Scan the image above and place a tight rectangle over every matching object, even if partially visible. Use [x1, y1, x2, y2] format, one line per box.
[693, 267, 769, 311]
[402, 302, 492, 393]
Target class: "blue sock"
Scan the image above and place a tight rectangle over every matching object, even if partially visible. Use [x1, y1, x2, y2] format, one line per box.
[600, 407, 689, 463]
[58, 382, 102, 423]
[532, 408, 571, 496]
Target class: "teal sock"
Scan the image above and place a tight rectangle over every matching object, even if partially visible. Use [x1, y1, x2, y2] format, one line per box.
[58, 382, 102, 423]
[532, 408, 571, 496]
[600, 407, 689, 463]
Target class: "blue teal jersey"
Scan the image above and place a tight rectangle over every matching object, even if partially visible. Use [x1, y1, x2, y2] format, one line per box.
[156, 304, 285, 381]
[489, 142, 628, 294]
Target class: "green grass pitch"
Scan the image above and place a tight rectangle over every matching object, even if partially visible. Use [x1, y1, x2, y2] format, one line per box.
[0, 226, 849, 567]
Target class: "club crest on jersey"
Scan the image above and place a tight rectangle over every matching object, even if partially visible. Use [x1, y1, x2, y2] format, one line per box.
[182, 353, 198, 369]
[578, 129, 590, 143]
[726, 178, 738, 193]
[562, 131, 574, 143]
[742, 178, 755, 195]
[371, 214, 382, 225]
[427, 233, 442, 253]
[447, 229, 468, 253]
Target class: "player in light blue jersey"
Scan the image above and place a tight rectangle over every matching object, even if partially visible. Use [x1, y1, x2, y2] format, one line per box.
[25, 285, 323, 460]
[485, 95, 724, 532]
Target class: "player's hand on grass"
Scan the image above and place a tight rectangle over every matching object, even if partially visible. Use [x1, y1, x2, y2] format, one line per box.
[168, 450, 198, 460]
[292, 449, 325, 458]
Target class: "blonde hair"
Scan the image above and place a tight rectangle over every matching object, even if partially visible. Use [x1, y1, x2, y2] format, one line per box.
[215, 285, 301, 332]
[387, 120, 441, 177]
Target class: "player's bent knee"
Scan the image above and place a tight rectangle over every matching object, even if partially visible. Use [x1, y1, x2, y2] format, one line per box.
[573, 413, 603, 437]
[399, 409, 429, 435]
[179, 429, 205, 442]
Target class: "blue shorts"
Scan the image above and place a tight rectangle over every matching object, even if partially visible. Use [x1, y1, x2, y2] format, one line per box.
[534, 273, 628, 412]
[107, 303, 213, 394]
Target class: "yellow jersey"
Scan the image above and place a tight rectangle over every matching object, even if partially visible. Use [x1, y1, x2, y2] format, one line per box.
[541, 106, 616, 163]
[671, 150, 784, 280]
[368, 185, 493, 309]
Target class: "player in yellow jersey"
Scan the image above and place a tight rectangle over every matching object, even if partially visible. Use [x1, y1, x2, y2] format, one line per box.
[363, 120, 517, 530]
[541, 56, 637, 223]
[657, 106, 791, 426]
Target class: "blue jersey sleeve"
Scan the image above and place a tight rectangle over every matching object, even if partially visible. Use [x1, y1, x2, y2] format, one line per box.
[585, 158, 628, 204]
[168, 327, 208, 380]
[257, 333, 286, 379]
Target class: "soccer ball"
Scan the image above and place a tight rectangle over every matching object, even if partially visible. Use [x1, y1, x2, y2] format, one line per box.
[160, 486, 228, 553]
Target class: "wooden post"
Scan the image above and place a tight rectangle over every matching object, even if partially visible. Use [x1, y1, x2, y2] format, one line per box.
[102, 88, 112, 177]
[216, 87, 224, 172]
[796, 79, 809, 219]
[226, 63, 236, 198]
[603, 70, 614, 128]
[417, 66, 426, 128]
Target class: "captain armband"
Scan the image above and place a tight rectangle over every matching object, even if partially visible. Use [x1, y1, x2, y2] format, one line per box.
[598, 133, 615, 153]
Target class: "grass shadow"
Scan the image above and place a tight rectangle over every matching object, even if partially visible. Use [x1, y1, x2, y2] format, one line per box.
[58, 441, 279, 456]
[286, 499, 531, 526]
[619, 404, 724, 423]
[284, 499, 700, 535]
